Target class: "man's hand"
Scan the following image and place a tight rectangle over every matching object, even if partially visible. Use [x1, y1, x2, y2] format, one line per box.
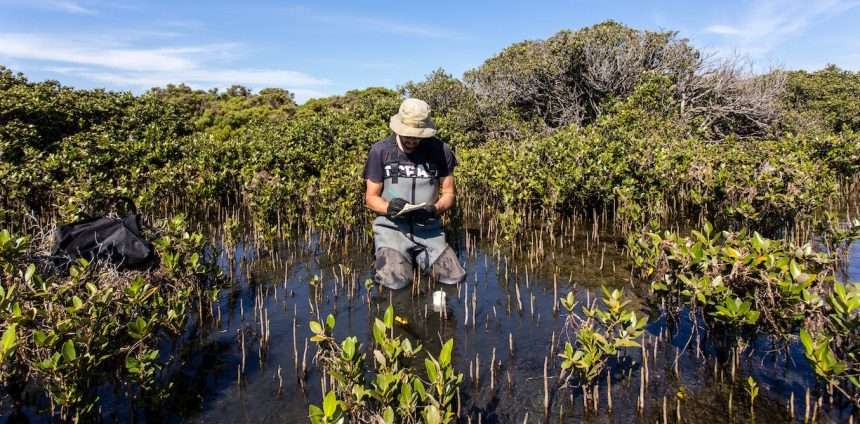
[395, 203, 437, 220]
[412, 204, 437, 220]
[386, 198, 409, 218]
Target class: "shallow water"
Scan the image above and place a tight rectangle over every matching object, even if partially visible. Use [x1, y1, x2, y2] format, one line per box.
[6, 213, 859, 423]
[171, 217, 857, 423]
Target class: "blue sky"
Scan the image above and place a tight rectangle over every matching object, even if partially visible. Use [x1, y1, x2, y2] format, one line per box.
[1, 0, 858, 102]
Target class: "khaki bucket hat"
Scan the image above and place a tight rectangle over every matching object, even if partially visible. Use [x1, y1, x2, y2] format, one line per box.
[389, 98, 437, 138]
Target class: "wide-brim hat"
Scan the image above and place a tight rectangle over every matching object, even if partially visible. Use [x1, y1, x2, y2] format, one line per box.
[389, 98, 436, 138]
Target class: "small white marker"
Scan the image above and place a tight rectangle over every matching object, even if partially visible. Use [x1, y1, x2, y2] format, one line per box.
[432, 290, 446, 312]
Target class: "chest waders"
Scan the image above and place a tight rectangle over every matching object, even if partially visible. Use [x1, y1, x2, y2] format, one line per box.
[372, 143, 448, 272]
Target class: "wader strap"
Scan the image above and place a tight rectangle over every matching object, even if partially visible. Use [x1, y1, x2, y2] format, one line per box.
[384, 160, 400, 184]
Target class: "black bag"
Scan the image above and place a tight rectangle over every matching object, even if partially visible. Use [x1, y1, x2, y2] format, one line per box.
[52, 203, 157, 270]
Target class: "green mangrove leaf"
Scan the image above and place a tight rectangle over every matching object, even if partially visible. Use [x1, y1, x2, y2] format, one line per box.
[33, 330, 48, 347]
[425, 358, 438, 382]
[128, 316, 147, 339]
[384, 305, 394, 328]
[722, 246, 741, 260]
[62, 339, 77, 362]
[751, 232, 768, 251]
[71, 296, 84, 312]
[615, 338, 641, 348]
[24, 264, 36, 284]
[342, 337, 356, 360]
[790, 260, 802, 281]
[746, 310, 761, 324]
[309, 320, 324, 335]
[308, 404, 324, 424]
[126, 356, 141, 373]
[799, 329, 813, 354]
[374, 350, 387, 368]
[439, 339, 453, 368]
[1, 324, 16, 358]
[322, 390, 338, 417]
[382, 406, 395, 424]
[413, 378, 427, 400]
[423, 405, 442, 424]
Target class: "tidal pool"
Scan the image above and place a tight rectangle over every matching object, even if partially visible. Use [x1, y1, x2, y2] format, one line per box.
[5, 211, 858, 423]
[171, 215, 856, 423]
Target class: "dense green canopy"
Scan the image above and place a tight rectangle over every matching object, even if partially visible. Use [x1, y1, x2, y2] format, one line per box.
[1, 21, 858, 232]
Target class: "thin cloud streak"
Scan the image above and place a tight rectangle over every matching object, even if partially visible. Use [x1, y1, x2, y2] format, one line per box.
[703, 25, 745, 36]
[284, 6, 466, 40]
[2, 32, 331, 102]
[81, 69, 330, 101]
[345, 16, 466, 40]
[0, 0, 96, 14]
[82, 69, 329, 88]
[45, 0, 94, 14]
[703, 0, 860, 58]
[43, 67, 331, 102]
[0, 33, 206, 71]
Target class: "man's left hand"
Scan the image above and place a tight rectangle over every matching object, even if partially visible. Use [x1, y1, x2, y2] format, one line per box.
[410, 204, 437, 220]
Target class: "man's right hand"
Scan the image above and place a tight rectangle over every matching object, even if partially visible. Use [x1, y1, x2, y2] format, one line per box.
[386, 198, 409, 218]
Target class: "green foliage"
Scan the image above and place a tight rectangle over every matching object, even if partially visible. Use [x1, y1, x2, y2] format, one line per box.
[713, 297, 760, 325]
[152, 214, 215, 278]
[1, 18, 859, 419]
[0, 66, 132, 162]
[816, 212, 860, 261]
[144, 83, 300, 141]
[308, 391, 346, 424]
[464, 21, 700, 134]
[401, 68, 484, 148]
[558, 287, 647, 386]
[628, 224, 830, 331]
[631, 223, 860, 402]
[459, 99, 840, 232]
[188, 85, 297, 140]
[745, 376, 759, 413]
[309, 307, 462, 423]
[799, 282, 860, 396]
[799, 329, 847, 381]
[0, 219, 219, 420]
[0, 229, 30, 270]
[560, 291, 577, 313]
[1, 37, 856, 236]
[785, 65, 860, 133]
[0, 71, 400, 229]
[827, 281, 860, 333]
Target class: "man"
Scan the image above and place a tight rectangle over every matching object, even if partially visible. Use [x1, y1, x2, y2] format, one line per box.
[363, 98, 466, 290]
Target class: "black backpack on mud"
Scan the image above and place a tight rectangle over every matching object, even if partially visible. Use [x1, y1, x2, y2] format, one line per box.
[51, 199, 157, 270]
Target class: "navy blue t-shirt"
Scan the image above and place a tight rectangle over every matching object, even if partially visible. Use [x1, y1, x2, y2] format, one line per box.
[363, 134, 458, 183]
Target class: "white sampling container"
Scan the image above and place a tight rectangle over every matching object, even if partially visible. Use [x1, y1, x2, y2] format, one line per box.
[431, 290, 447, 312]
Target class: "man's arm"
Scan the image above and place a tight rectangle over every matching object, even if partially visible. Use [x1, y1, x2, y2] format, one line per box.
[366, 174, 455, 217]
[365, 179, 389, 215]
[434, 175, 456, 216]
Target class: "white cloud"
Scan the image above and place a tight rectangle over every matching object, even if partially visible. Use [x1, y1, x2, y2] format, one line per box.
[159, 20, 205, 30]
[794, 52, 860, 71]
[284, 7, 466, 40]
[0, 32, 331, 102]
[42, 66, 91, 74]
[283, 87, 330, 101]
[346, 16, 466, 40]
[0, 33, 207, 72]
[703, 0, 860, 58]
[83, 68, 328, 89]
[44, 0, 94, 14]
[703, 25, 745, 36]
[0, 0, 96, 14]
